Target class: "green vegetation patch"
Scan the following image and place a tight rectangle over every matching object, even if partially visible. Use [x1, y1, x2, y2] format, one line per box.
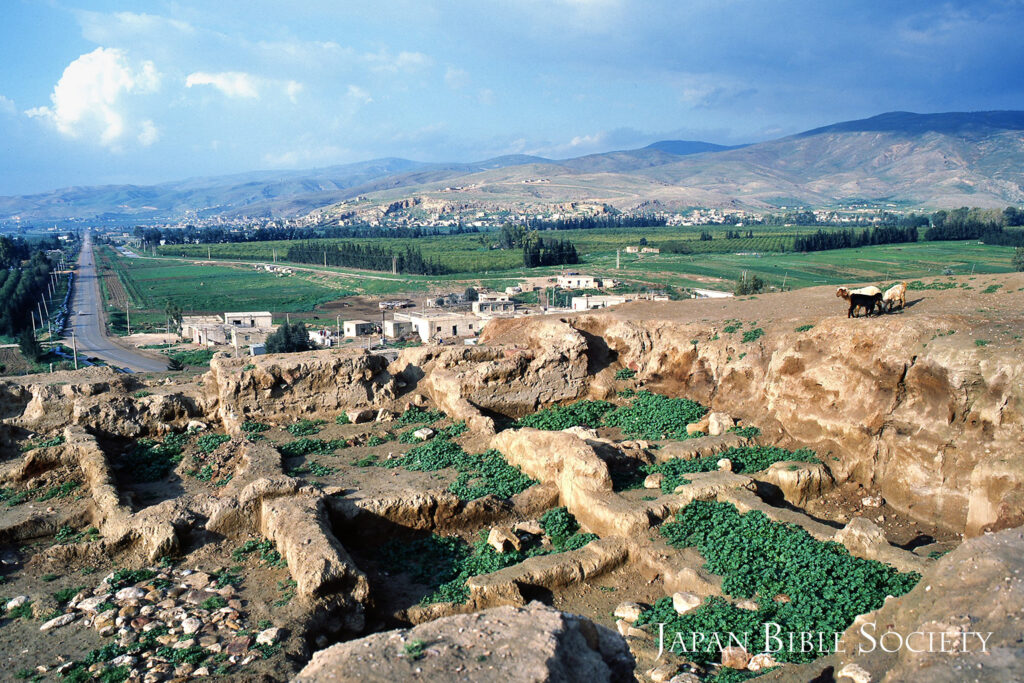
[20, 434, 65, 452]
[286, 419, 326, 437]
[614, 368, 637, 380]
[167, 348, 216, 367]
[382, 508, 596, 606]
[794, 324, 814, 332]
[232, 538, 287, 568]
[122, 432, 189, 482]
[636, 501, 920, 665]
[602, 391, 707, 441]
[741, 328, 765, 343]
[397, 406, 446, 425]
[646, 445, 819, 494]
[516, 400, 614, 430]
[382, 436, 535, 501]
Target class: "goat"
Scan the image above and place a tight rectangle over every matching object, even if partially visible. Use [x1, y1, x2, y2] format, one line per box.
[836, 286, 883, 317]
[882, 282, 907, 312]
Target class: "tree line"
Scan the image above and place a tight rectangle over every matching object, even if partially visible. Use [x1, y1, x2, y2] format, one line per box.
[524, 213, 666, 231]
[285, 241, 448, 275]
[923, 207, 1024, 246]
[0, 251, 54, 337]
[523, 236, 579, 267]
[133, 223, 481, 248]
[793, 225, 919, 252]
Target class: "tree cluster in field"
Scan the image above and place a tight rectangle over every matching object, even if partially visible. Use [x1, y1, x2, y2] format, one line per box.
[793, 225, 919, 252]
[923, 207, 1024, 246]
[285, 240, 447, 275]
[1, 251, 55, 339]
[522, 235, 579, 267]
[265, 321, 313, 353]
[734, 273, 767, 295]
[1013, 247, 1024, 272]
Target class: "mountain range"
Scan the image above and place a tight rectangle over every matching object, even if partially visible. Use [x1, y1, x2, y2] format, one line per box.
[3, 110, 1023, 224]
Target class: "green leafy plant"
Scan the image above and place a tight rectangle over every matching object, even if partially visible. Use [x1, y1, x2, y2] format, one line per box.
[403, 640, 426, 661]
[602, 391, 707, 441]
[233, 538, 287, 568]
[20, 435, 65, 452]
[516, 400, 614, 430]
[729, 425, 762, 439]
[196, 433, 230, 454]
[107, 568, 156, 591]
[794, 324, 814, 332]
[397, 406, 445, 425]
[241, 420, 270, 434]
[287, 419, 326, 437]
[614, 367, 637, 380]
[200, 595, 228, 610]
[131, 390, 152, 398]
[636, 501, 920, 665]
[123, 432, 189, 482]
[335, 413, 351, 425]
[38, 480, 80, 501]
[741, 328, 764, 343]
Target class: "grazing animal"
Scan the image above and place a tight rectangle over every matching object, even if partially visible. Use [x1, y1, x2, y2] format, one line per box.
[836, 286, 883, 317]
[882, 281, 907, 312]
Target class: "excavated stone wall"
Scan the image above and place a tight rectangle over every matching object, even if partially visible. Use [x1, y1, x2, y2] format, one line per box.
[483, 313, 1024, 537]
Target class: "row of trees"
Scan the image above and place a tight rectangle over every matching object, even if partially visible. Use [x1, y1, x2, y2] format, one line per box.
[0, 252, 55, 337]
[133, 223, 481, 248]
[524, 213, 666, 231]
[523, 236, 579, 267]
[793, 225, 919, 252]
[285, 241, 447, 275]
[923, 207, 1024, 245]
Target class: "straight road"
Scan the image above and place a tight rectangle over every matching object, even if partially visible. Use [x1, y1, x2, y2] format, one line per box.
[66, 233, 169, 373]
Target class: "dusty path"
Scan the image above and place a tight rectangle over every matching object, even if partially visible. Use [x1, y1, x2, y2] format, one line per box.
[65, 234, 169, 373]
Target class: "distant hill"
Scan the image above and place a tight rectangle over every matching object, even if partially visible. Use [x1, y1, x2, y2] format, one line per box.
[2, 110, 1023, 224]
[643, 140, 745, 155]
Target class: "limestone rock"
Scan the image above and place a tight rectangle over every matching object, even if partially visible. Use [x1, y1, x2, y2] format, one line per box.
[837, 663, 872, 683]
[256, 627, 283, 645]
[672, 592, 701, 615]
[761, 461, 834, 506]
[716, 458, 732, 472]
[412, 427, 435, 441]
[5, 596, 28, 611]
[487, 526, 522, 553]
[747, 652, 778, 671]
[346, 409, 376, 424]
[646, 663, 678, 682]
[294, 603, 634, 682]
[643, 473, 664, 489]
[40, 613, 78, 631]
[706, 412, 734, 437]
[720, 645, 750, 670]
[612, 601, 643, 623]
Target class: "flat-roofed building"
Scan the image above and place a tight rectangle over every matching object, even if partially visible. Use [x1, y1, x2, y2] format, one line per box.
[224, 311, 273, 329]
[395, 311, 482, 342]
[343, 319, 375, 337]
[384, 319, 414, 338]
[571, 294, 633, 311]
[472, 300, 515, 314]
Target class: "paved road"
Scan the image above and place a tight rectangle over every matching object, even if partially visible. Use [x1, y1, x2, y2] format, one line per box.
[66, 234, 169, 373]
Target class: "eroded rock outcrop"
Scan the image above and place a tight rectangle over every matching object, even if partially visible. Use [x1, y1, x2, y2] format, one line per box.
[293, 602, 636, 683]
[498, 312, 1024, 537]
[204, 350, 396, 434]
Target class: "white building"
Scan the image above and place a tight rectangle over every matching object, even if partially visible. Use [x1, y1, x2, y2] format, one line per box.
[472, 300, 515, 314]
[384, 319, 415, 339]
[343, 320, 375, 337]
[571, 294, 633, 311]
[478, 291, 511, 302]
[395, 311, 483, 342]
[225, 311, 273, 329]
[557, 274, 601, 289]
[693, 288, 734, 299]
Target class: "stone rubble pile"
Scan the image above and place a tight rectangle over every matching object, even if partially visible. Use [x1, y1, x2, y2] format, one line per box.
[32, 566, 283, 681]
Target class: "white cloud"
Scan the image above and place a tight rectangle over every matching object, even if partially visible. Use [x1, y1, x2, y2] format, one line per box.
[0, 95, 15, 115]
[444, 66, 470, 90]
[78, 10, 194, 44]
[363, 49, 432, 73]
[347, 85, 373, 103]
[138, 119, 159, 146]
[26, 47, 160, 147]
[285, 81, 304, 103]
[185, 71, 260, 98]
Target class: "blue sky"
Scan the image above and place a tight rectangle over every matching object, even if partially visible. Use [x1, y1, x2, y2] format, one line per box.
[1, 0, 1023, 194]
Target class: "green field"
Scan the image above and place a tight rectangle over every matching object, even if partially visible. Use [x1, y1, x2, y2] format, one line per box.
[108, 238, 1018, 335]
[155, 225, 835, 273]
